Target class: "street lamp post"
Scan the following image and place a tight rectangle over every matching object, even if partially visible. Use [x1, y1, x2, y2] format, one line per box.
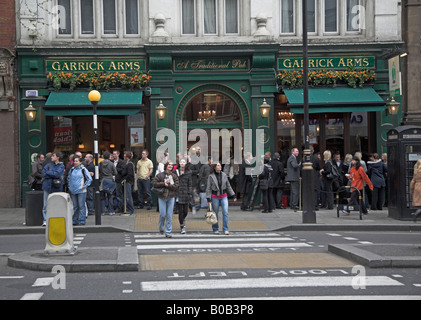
[88, 90, 102, 225]
[302, 0, 316, 223]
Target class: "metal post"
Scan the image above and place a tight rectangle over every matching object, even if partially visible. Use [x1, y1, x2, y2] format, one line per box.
[92, 101, 101, 225]
[302, 0, 316, 223]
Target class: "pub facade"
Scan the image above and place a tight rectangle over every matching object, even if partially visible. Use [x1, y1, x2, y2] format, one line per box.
[14, 0, 402, 206]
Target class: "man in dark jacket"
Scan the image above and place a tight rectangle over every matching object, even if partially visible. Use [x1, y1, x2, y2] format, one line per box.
[123, 151, 135, 214]
[41, 151, 65, 226]
[286, 148, 301, 210]
[113, 150, 127, 213]
[238, 152, 253, 210]
[368, 153, 387, 210]
[270, 152, 285, 209]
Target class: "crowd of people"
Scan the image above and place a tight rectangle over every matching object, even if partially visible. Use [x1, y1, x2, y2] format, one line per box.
[29, 145, 421, 235]
[30, 150, 135, 226]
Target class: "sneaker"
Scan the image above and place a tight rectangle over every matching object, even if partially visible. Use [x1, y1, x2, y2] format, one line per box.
[165, 234, 172, 238]
[42, 222, 46, 227]
[213, 230, 219, 235]
[192, 207, 197, 215]
[181, 227, 186, 234]
[224, 231, 230, 235]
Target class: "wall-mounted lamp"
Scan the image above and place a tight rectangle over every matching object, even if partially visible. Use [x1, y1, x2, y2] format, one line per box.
[24, 101, 37, 122]
[387, 97, 400, 116]
[259, 99, 271, 118]
[156, 100, 167, 120]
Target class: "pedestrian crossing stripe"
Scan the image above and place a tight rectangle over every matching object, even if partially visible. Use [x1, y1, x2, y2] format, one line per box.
[140, 276, 404, 292]
[135, 237, 295, 243]
[137, 243, 311, 250]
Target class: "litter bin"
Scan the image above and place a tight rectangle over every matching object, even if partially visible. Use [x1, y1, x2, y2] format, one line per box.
[387, 125, 421, 220]
[25, 190, 44, 226]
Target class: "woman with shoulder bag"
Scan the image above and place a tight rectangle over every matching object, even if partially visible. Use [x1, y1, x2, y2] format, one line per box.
[345, 157, 373, 216]
[259, 157, 274, 213]
[152, 162, 179, 238]
[321, 150, 334, 210]
[67, 156, 92, 225]
[206, 162, 237, 235]
[175, 158, 192, 234]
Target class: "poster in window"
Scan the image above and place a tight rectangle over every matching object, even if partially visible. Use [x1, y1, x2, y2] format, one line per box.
[130, 128, 144, 147]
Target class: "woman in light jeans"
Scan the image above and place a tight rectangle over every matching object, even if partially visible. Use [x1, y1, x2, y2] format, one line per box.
[67, 156, 92, 225]
[152, 162, 179, 238]
[206, 163, 237, 235]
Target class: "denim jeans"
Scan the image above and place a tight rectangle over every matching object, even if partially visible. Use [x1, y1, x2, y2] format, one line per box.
[125, 182, 134, 214]
[42, 191, 51, 223]
[137, 179, 152, 208]
[211, 196, 229, 232]
[100, 189, 114, 214]
[158, 197, 175, 236]
[71, 192, 87, 225]
[86, 186, 95, 215]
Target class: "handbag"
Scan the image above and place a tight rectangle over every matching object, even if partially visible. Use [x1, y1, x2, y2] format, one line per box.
[259, 179, 269, 190]
[151, 186, 165, 195]
[205, 203, 218, 225]
[27, 174, 36, 189]
[52, 177, 63, 189]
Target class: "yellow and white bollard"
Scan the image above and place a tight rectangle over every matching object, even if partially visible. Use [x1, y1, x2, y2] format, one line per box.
[45, 192, 75, 255]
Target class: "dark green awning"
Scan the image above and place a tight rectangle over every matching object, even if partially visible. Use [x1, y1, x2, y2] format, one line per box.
[283, 87, 386, 114]
[44, 91, 143, 116]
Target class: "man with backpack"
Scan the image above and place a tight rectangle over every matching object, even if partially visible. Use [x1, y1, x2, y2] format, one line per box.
[41, 151, 65, 226]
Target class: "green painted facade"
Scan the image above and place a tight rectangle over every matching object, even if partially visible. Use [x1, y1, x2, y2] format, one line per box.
[17, 43, 400, 205]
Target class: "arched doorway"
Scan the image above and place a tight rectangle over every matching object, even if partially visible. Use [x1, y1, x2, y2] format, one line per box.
[175, 84, 250, 161]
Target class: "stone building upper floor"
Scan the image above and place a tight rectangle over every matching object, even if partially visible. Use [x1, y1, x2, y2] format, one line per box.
[16, 0, 402, 49]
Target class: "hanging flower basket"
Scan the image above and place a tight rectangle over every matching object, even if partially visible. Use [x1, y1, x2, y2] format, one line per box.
[277, 67, 376, 89]
[47, 70, 151, 91]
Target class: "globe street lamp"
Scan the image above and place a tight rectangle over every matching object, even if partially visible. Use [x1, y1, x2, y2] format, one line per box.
[88, 90, 102, 225]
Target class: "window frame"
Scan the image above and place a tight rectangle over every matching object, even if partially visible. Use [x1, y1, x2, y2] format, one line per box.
[345, 0, 363, 34]
[181, 0, 196, 35]
[79, 0, 96, 37]
[224, 0, 240, 35]
[306, 0, 318, 35]
[280, 0, 296, 35]
[323, 0, 339, 35]
[123, 0, 140, 36]
[203, 0, 218, 35]
[102, 0, 118, 37]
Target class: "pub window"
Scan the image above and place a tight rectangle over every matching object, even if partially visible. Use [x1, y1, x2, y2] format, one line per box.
[80, 0, 95, 35]
[57, 0, 72, 35]
[125, 0, 139, 35]
[182, 0, 196, 35]
[102, 0, 117, 35]
[324, 0, 338, 33]
[280, 0, 295, 34]
[346, 0, 362, 32]
[225, 0, 239, 34]
[204, 0, 217, 35]
[306, 0, 317, 34]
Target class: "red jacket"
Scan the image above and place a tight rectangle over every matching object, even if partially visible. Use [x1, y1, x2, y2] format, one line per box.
[350, 166, 373, 191]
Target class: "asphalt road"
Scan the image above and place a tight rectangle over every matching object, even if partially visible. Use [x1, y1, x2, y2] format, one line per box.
[1, 230, 421, 302]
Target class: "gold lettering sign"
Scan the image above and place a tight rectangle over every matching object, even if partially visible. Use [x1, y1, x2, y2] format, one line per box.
[174, 58, 250, 72]
[46, 59, 145, 72]
[278, 56, 375, 70]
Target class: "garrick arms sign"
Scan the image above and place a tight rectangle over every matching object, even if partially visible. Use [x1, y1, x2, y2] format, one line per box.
[278, 56, 375, 70]
[46, 58, 146, 72]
